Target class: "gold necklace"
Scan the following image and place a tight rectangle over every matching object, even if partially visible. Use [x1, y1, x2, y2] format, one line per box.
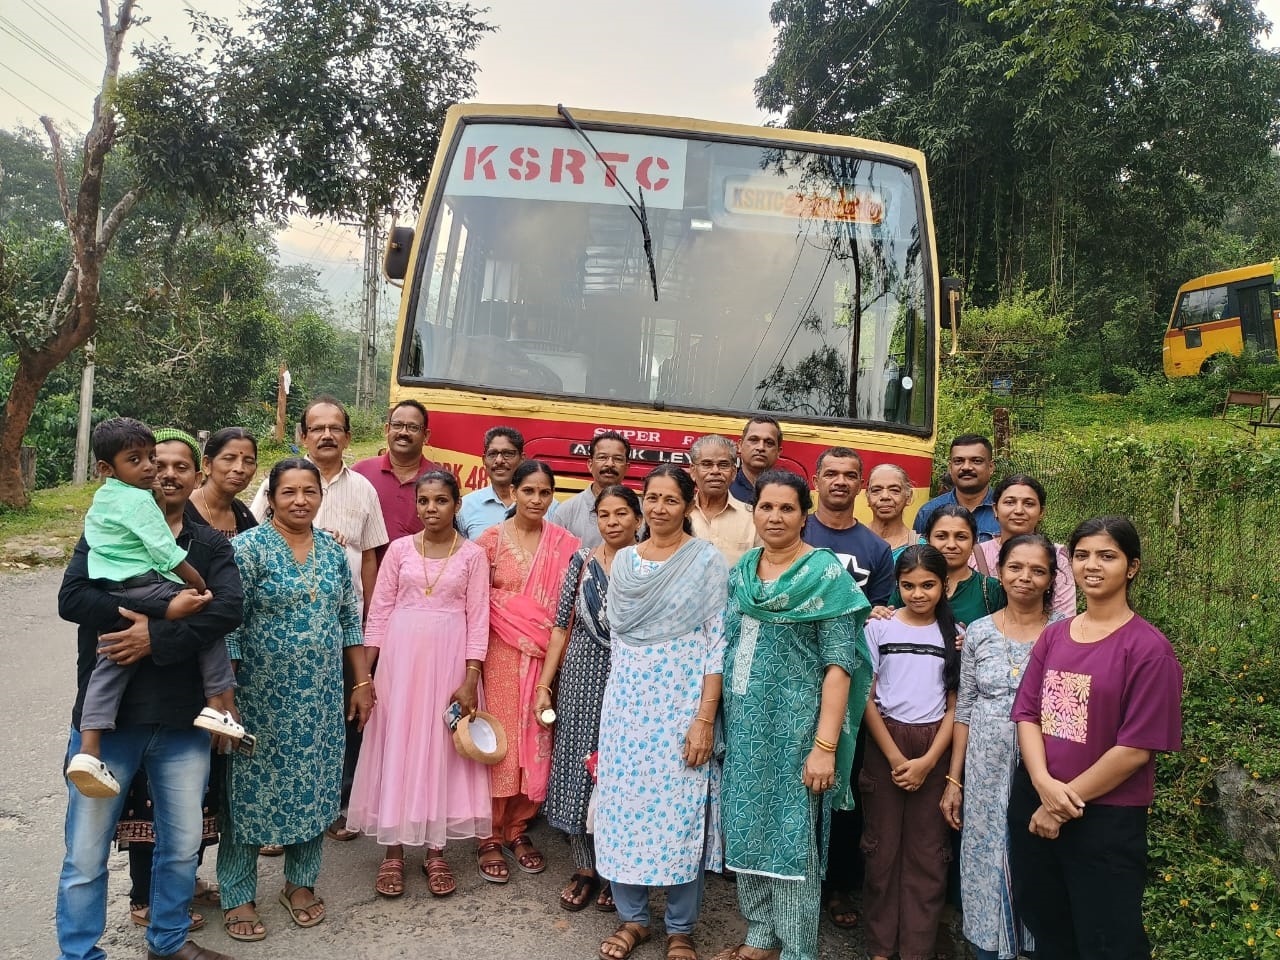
[420, 530, 459, 596]
[272, 519, 317, 602]
[760, 539, 804, 574]
[637, 534, 685, 561]
[505, 519, 538, 568]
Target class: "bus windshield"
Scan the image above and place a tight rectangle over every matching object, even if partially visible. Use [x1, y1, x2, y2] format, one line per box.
[401, 120, 932, 430]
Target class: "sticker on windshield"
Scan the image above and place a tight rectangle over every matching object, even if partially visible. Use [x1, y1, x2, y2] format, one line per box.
[446, 123, 687, 210]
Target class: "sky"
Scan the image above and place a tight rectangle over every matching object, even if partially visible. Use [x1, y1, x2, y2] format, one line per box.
[1, 0, 1277, 311]
[0, 0, 777, 313]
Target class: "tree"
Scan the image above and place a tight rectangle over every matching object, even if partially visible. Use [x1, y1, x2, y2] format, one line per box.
[0, 0, 489, 507]
[756, 0, 1280, 386]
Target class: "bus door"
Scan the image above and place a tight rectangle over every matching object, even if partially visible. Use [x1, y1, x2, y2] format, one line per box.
[1235, 281, 1278, 357]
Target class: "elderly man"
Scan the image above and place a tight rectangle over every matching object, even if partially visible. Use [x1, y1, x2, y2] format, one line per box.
[553, 431, 630, 547]
[911, 433, 1000, 542]
[250, 396, 388, 608]
[57, 430, 243, 960]
[352, 399, 435, 560]
[802, 446, 894, 607]
[689, 434, 759, 566]
[729, 415, 783, 505]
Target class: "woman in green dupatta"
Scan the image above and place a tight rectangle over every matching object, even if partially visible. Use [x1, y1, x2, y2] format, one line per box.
[715, 471, 874, 960]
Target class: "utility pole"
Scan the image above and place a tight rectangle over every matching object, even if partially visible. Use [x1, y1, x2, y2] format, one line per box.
[72, 211, 104, 484]
[355, 218, 382, 410]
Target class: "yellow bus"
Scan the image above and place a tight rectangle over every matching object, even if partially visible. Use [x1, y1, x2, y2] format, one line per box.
[1163, 262, 1280, 377]
[385, 103, 960, 516]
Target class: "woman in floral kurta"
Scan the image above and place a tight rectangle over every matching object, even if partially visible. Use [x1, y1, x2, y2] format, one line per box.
[218, 459, 369, 938]
[941, 533, 1064, 960]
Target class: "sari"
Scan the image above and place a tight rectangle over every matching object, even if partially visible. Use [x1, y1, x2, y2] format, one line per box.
[482, 520, 580, 803]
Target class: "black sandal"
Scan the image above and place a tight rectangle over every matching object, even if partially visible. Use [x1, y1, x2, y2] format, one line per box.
[559, 871, 599, 912]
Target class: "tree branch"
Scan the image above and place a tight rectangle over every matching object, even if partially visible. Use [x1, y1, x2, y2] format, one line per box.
[100, 188, 143, 247]
[49, 265, 79, 328]
[39, 118, 74, 231]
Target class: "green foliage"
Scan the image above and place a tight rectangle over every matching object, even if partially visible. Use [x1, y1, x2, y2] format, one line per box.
[116, 0, 493, 223]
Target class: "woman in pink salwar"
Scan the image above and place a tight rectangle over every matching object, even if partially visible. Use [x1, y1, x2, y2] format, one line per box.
[474, 460, 580, 884]
[346, 470, 492, 899]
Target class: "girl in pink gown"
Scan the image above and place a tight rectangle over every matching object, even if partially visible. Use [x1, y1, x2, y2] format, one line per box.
[347, 470, 492, 898]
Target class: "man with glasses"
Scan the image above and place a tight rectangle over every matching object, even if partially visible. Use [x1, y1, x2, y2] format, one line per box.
[689, 434, 759, 565]
[459, 426, 558, 538]
[911, 433, 1000, 541]
[552, 431, 630, 547]
[352, 400, 435, 561]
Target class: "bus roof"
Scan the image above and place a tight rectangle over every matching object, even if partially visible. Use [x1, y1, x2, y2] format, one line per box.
[445, 102, 930, 172]
[1177, 261, 1275, 294]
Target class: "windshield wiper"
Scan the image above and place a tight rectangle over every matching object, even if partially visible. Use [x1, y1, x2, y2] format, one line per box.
[557, 104, 659, 302]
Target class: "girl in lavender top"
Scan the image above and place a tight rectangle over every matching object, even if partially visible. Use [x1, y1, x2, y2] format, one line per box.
[1008, 516, 1183, 960]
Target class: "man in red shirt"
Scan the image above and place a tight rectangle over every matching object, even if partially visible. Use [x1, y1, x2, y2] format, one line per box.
[352, 400, 435, 562]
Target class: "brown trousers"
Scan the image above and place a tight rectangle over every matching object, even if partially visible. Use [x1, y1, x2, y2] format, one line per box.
[489, 793, 540, 844]
[859, 716, 952, 960]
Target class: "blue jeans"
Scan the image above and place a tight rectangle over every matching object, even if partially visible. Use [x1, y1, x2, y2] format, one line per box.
[610, 872, 707, 935]
[56, 725, 210, 960]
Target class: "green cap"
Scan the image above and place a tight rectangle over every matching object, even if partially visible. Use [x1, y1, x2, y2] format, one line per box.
[152, 428, 202, 469]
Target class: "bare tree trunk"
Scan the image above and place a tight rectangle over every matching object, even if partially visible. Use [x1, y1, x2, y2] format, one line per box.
[0, 0, 136, 507]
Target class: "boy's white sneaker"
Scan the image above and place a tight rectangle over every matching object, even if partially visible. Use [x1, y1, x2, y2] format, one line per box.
[66, 753, 121, 798]
[193, 708, 246, 740]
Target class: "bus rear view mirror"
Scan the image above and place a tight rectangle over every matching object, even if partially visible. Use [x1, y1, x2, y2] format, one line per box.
[941, 276, 963, 355]
[384, 226, 415, 280]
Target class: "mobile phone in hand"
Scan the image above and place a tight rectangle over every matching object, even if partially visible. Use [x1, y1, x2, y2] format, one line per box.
[442, 701, 463, 732]
[233, 733, 257, 757]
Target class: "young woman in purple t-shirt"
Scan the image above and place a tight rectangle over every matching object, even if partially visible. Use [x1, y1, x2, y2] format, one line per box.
[1007, 516, 1183, 960]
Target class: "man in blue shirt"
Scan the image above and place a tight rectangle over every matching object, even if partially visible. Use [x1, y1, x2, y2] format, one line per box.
[801, 446, 894, 606]
[912, 433, 1000, 542]
[459, 425, 557, 538]
[729, 415, 783, 504]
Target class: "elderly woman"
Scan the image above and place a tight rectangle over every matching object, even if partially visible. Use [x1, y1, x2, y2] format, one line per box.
[474, 460, 580, 882]
[969, 475, 1075, 617]
[218, 458, 371, 941]
[717, 470, 873, 960]
[187, 427, 259, 537]
[941, 534, 1065, 960]
[864, 463, 919, 560]
[595, 464, 729, 960]
[536, 485, 643, 912]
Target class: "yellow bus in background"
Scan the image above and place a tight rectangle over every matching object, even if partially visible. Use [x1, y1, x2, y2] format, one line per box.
[385, 104, 961, 517]
[1163, 262, 1280, 377]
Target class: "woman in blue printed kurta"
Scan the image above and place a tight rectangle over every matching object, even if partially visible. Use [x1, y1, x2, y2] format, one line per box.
[217, 460, 371, 940]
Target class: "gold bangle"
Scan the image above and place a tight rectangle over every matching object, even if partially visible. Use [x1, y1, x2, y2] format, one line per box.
[466, 664, 482, 674]
[693, 716, 714, 725]
[813, 736, 837, 753]
[352, 679, 373, 691]
[945, 775, 964, 791]
[536, 684, 553, 695]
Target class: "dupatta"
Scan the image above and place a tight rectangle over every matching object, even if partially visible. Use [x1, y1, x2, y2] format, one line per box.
[489, 521, 581, 802]
[732, 547, 874, 810]
[608, 537, 729, 644]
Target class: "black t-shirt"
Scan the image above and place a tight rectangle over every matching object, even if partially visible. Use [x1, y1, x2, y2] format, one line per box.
[802, 515, 895, 607]
[60, 519, 244, 730]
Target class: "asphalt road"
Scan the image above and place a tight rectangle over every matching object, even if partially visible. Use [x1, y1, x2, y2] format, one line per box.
[0, 567, 870, 960]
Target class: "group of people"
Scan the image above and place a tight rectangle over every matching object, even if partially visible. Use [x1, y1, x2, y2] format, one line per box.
[54, 405, 1183, 960]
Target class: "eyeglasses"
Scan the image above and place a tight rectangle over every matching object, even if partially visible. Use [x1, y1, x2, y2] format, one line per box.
[388, 421, 423, 434]
[696, 460, 735, 472]
[485, 449, 519, 461]
[308, 424, 347, 435]
[592, 454, 627, 465]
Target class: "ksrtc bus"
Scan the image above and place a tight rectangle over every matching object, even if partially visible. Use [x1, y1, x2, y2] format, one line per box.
[385, 103, 960, 517]
[1163, 262, 1280, 377]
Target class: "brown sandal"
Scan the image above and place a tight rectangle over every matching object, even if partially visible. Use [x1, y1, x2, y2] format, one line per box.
[278, 885, 325, 928]
[423, 854, 457, 897]
[223, 904, 266, 942]
[477, 839, 510, 884]
[375, 858, 404, 898]
[505, 833, 546, 874]
[667, 934, 698, 960]
[600, 922, 652, 960]
[131, 903, 204, 931]
[825, 890, 859, 928]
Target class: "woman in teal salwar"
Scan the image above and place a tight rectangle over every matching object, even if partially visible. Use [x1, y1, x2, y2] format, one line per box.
[218, 459, 372, 940]
[717, 471, 874, 960]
